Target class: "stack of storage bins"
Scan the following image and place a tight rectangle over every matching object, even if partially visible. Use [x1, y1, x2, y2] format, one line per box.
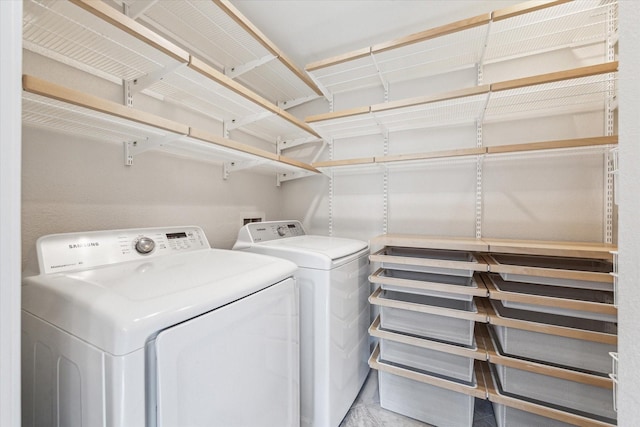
[367, 236, 490, 427]
[481, 241, 617, 427]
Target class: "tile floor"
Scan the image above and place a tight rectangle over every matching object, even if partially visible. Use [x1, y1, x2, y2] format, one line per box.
[340, 371, 497, 427]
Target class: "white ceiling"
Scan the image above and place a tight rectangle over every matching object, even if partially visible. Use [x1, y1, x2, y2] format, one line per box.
[231, 0, 523, 69]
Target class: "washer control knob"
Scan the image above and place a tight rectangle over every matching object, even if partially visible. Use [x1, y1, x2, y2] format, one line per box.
[135, 236, 155, 254]
[277, 225, 287, 237]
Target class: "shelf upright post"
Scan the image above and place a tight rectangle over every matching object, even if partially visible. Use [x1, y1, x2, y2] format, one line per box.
[475, 121, 483, 240]
[383, 130, 389, 234]
[475, 54, 486, 240]
[328, 137, 334, 236]
[604, 1, 617, 245]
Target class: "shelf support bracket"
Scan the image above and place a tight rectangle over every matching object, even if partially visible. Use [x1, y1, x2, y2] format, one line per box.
[307, 73, 334, 102]
[225, 54, 278, 79]
[278, 95, 319, 110]
[278, 136, 321, 153]
[123, 62, 186, 101]
[276, 170, 316, 186]
[370, 52, 389, 100]
[223, 159, 268, 180]
[224, 111, 274, 132]
[124, 135, 180, 166]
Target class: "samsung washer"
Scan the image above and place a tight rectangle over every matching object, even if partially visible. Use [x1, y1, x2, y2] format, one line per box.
[233, 220, 370, 427]
[22, 226, 299, 427]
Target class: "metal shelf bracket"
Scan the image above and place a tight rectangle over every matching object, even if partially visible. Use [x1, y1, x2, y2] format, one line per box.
[224, 111, 274, 133]
[124, 135, 180, 166]
[278, 136, 321, 154]
[225, 54, 278, 79]
[223, 159, 268, 180]
[276, 170, 316, 186]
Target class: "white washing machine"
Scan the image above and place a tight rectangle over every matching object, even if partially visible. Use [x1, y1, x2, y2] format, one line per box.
[21, 226, 300, 427]
[233, 220, 370, 427]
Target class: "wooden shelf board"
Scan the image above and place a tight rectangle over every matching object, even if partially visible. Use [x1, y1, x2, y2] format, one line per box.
[68, 0, 190, 64]
[306, 106, 371, 124]
[368, 315, 487, 361]
[376, 147, 486, 163]
[369, 344, 488, 399]
[277, 156, 319, 173]
[369, 269, 489, 298]
[486, 375, 615, 427]
[483, 238, 617, 260]
[22, 75, 188, 136]
[490, 62, 618, 92]
[484, 274, 616, 316]
[370, 287, 489, 323]
[485, 300, 617, 345]
[371, 13, 492, 55]
[370, 85, 490, 114]
[212, 0, 322, 96]
[371, 234, 489, 252]
[312, 157, 375, 168]
[487, 136, 618, 155]
[306, 47, 372, 72]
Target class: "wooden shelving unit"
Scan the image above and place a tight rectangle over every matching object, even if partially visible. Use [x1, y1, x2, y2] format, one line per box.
[22, 0, 321, 180]
[368, 234, 618, 426]
[22, 75, 318, 178]
[306, 0, 616, 98]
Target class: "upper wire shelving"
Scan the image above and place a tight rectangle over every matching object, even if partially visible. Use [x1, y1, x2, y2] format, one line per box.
[306, 0, 618, 98]
[111, 0, 323, 106]
[22, 0, 320, 146]
[22, 74, 319, 181]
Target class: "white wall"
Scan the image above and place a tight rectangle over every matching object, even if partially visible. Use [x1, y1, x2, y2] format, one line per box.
[284, 51, 611, 244]
[21, 126, 284, 265]
[0, 1, 22, 425]
[617, 1, 640, 424]
[21, 48, 288, 266]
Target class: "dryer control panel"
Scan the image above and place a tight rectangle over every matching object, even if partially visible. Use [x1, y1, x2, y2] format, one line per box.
[237, 220, 305, 244]
[36, 226, 210, 274]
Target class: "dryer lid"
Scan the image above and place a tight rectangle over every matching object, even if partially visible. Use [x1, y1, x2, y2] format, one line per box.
[22, 249, 297, 355]
[239, 235, 369, 269]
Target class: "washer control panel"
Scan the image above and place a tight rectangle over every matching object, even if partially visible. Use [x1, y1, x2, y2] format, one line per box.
[36, 226, 210, 274]
[243, 220, 305, 243]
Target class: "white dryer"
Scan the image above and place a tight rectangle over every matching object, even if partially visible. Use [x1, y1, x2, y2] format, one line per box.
[233, 220, 370, 427]
[22, 226, 299, 427]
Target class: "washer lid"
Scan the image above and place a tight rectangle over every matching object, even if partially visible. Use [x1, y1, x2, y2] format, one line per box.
[241, 235, 369, 269]
[22, 249, 297, 356]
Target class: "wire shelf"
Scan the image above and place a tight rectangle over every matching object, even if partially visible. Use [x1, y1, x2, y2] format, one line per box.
[22, 90, 314, 177]
[23, 0, 318, 145]
[127, 0, 320, 103]
[307, 1, 617, 97]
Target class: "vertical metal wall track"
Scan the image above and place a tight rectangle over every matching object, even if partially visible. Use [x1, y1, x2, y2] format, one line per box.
[328, 137, 334, 237]
[475, 122, 483, 239]
[383, 130, 389, 234]
[604, 1, 617, 244]
[475, 61, 485, 240]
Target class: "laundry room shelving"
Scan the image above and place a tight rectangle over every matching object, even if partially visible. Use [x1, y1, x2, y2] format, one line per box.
[22, 74, 318, 180]
[305, 0, 617, 98]
[107, 0, 323, 106]
[304, 0, 618, 244]
[367, 234, 618, 426]
[22, 0, 321, 179]
[307, 62, 618, 167]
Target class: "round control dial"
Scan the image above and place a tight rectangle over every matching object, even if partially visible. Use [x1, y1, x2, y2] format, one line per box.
[276, 225, 288, 237]
[135, 236, 155, 254]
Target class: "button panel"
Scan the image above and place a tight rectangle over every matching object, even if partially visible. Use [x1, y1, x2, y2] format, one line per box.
[246, 221, 305, 243]
[37, 226, 210, 274]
